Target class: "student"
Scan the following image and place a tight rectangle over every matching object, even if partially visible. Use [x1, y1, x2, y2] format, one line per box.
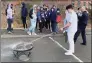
[11, 4, 15, 31]
[43, 5, 49, 30]
[60, 4, 78, 55]
[46, 6, 51, 30]
[44, 6, 51, 30]
[56, 8, 61, 33]
[44, 10, 48, 29]
[36, 6, 41, 29]
[21, 2, 28, 30]
[40, 7, 46, 32]
[50, 7, 57, 34]
[74, 6, 88, 45]
[27, 5, 37, 35]
[43, 5, 47, 29]
[6, 4, 14, 33]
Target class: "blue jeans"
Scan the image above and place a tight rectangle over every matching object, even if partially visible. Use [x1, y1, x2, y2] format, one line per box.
[56, 23, 59, 32]
[29, 18, 36, 33]
[51, 22, 57, 32]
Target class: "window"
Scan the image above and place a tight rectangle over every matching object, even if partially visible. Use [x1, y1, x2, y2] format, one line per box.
[88, 2, 91, 9]
[84, 2, 86, 6]
[77, 0, 81, 7]
[72, 1, 75, 7]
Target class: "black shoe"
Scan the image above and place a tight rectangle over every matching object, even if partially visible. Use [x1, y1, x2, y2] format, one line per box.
[52, 32, 56, 35]
[80, 43, 86, 45]
[74, 42, 76, 44]
[74, 40, 76, 44]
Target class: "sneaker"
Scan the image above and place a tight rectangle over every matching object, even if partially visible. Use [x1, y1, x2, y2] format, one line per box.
[32, 32, 37, 35]
[24, 28, 28, 31]
[80, 43, 86, 45]
[56, 32, 59, 34]
[29, 33, 32, 35]
[66, 50, 74, 53]
[27, 31, 31, 35]
[52, 32, 56, 35]
[50, 29, 52, 32]
[65, 51, 73, 55]
[8, 31, 12, 34]
[63, 30, 65, 33]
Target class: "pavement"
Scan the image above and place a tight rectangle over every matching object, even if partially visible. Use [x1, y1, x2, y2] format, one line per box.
[1, 29, 91, 62]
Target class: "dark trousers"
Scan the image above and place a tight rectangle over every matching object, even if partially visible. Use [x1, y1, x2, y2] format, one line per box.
[45, 21, 48, 29]
[36, 18, 39, 29]
[7, 19, 13, 32]
[36, 21, 38, 29]
[21, 17, 27, 29]
[39, 22, 43, 32]
[74, 24, 87, 44]
[41, 18, 45, 28]
[46, 19, 50, 29]
[42, 21, 46, 29]
[51, 21, 57, 32]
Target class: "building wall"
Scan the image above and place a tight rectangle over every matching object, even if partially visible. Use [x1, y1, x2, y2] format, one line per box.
[1, 0, 91, 28]
[72, 0, 91, 9]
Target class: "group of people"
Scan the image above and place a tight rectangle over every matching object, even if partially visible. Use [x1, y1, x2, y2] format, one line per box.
[21, 3, 61, 35]
[6, 3, 88, 55]
[6, 3, 61, 35]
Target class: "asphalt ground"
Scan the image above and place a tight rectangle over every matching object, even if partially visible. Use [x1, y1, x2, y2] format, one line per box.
[1, 29, 91, 62]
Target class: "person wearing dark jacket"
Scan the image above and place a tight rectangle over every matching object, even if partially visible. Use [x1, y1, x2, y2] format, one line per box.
[37, 7, 43, 33]
[21, 2, 28, 30]
[44, 10, 48, 29]
[74, 6, 89, 45]
[46, 6, 51, 30]
[50, 7, 57, 34]
[44, 6, 51, 30]
[39, 7, 46, 32]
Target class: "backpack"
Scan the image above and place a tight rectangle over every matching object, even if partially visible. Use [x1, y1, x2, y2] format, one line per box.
[29, 8, 33, 19]
[5, 8, 7, 16]
[56, 15, 62, 23]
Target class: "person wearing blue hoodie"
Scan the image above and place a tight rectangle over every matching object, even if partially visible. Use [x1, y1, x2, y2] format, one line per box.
[21, 2, 28, 30]
[50, 6, 57, 34]
[37, 6, 42, 32]
[36, 6, 40, 29]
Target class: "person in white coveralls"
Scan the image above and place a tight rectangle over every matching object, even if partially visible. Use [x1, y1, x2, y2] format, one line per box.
[60, 4, 78, 55]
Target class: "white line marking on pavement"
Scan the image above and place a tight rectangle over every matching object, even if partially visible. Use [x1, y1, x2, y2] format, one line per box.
[1, 34, 63, 38]
[1, 35, 41, 38]
[25, 34, 52, 45]
[1, 28, 23, 29]
[49, 37, 83, 62]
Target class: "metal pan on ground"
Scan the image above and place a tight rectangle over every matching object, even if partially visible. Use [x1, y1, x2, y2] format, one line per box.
[12, 42, 33, 60]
